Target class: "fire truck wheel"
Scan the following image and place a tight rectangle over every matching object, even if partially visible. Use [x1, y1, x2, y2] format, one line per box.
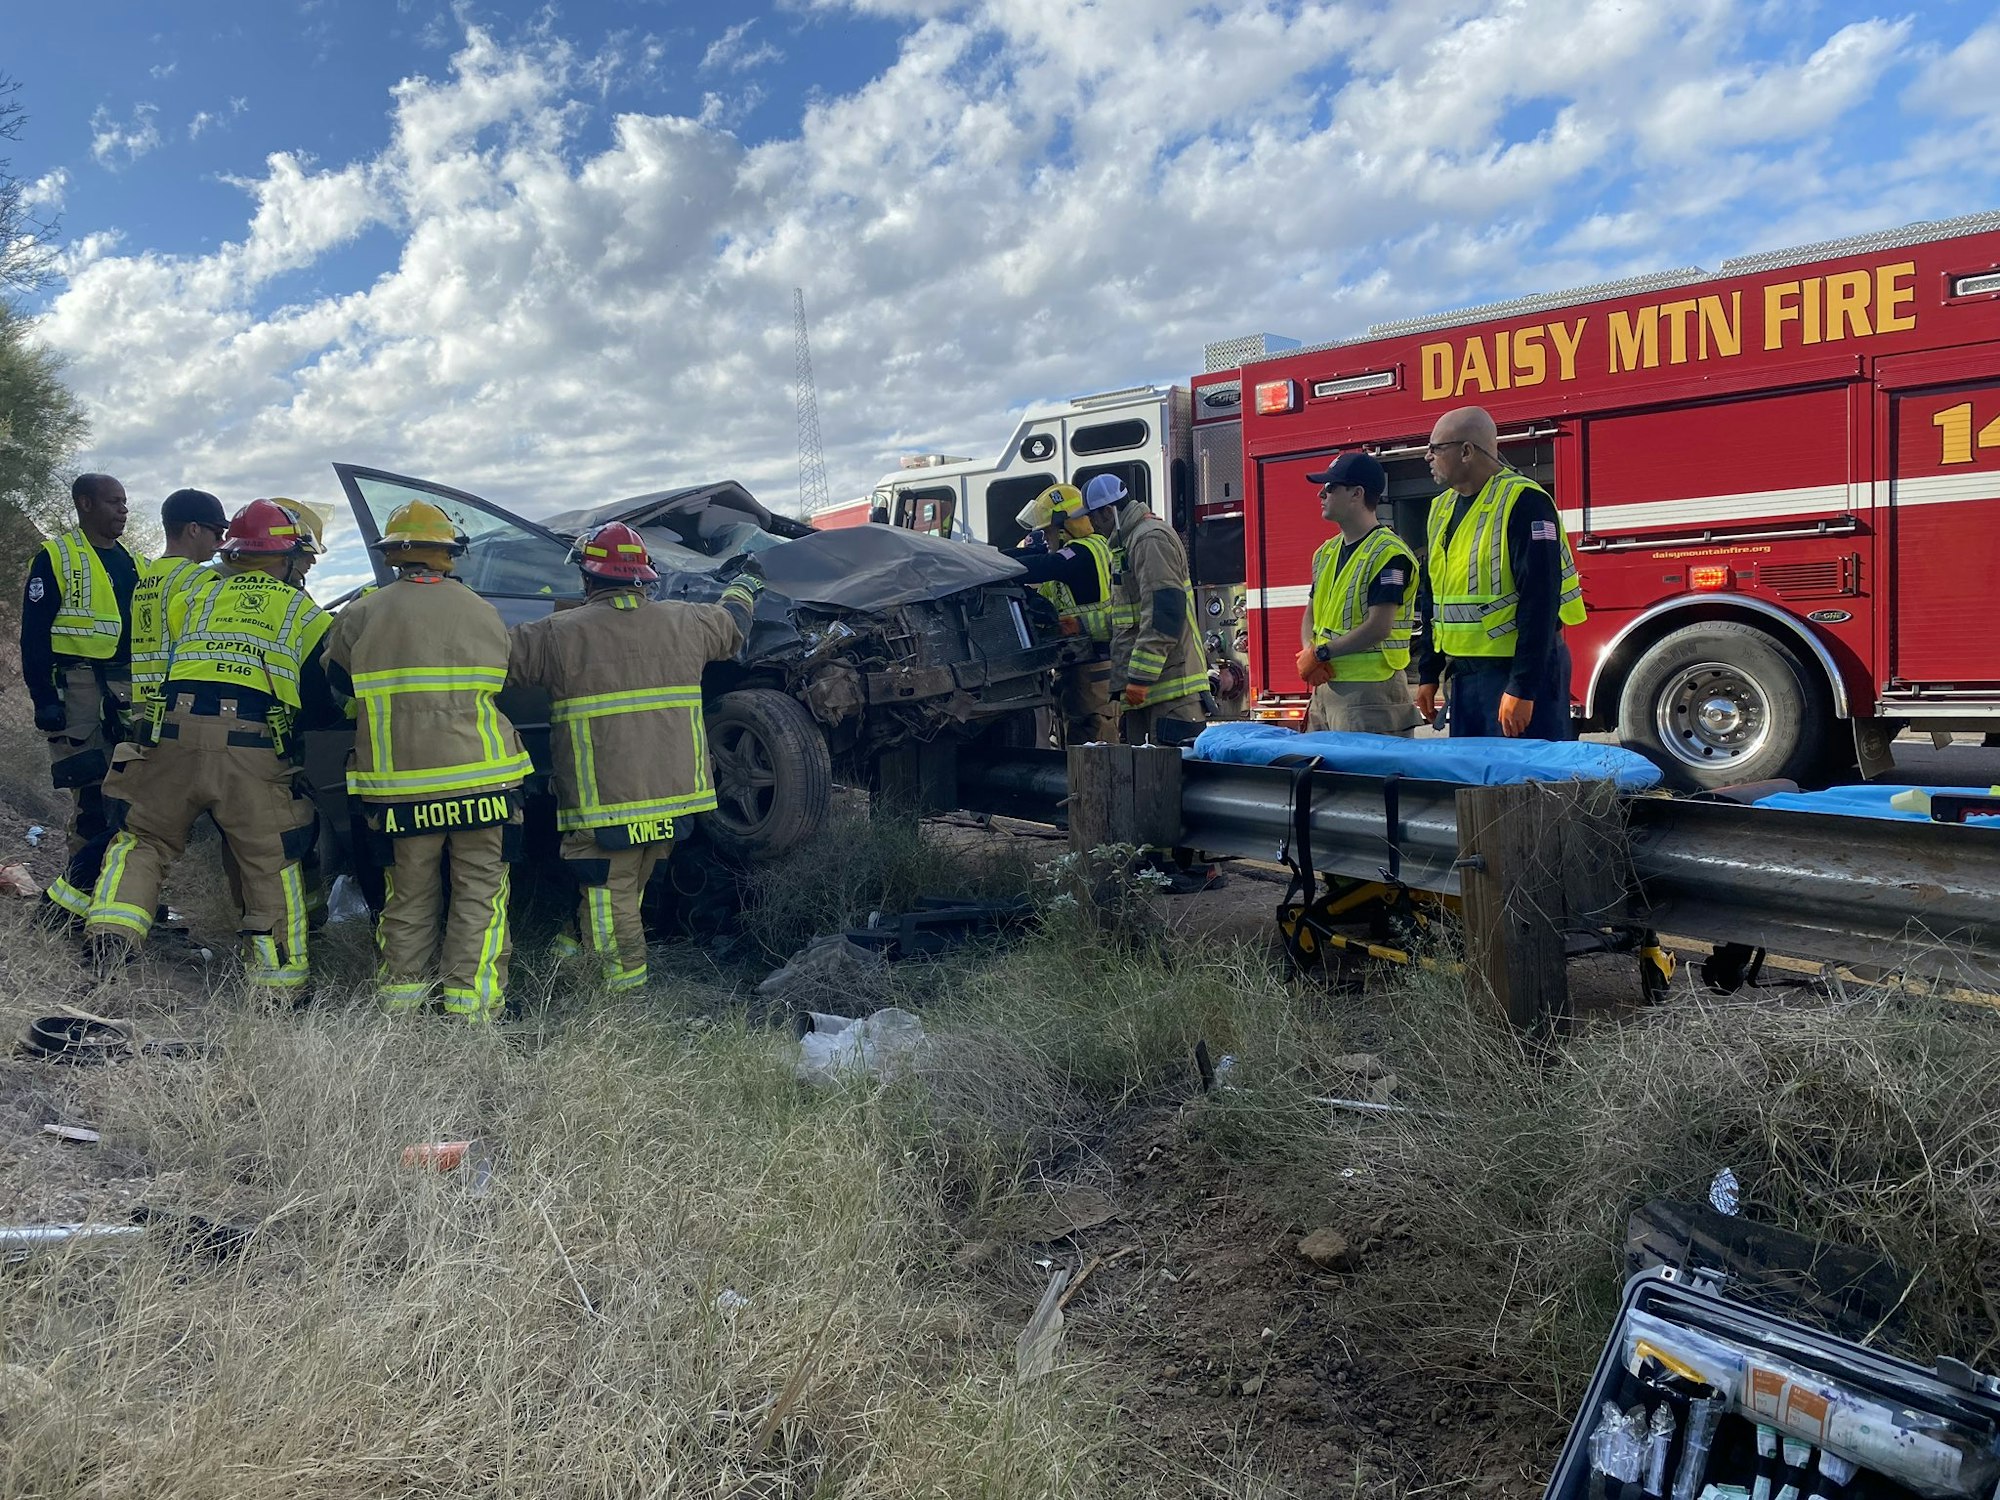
[1617, 621, 1829, 791]
[703, 688, 833, 863]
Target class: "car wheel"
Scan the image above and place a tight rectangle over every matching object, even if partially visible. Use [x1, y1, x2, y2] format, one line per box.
[1617, 622, 1830, 791]
[704, 688, 832, 862]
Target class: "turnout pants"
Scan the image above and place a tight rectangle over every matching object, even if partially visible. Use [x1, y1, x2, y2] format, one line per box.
[367, 814, 513, 1022]
[86, 708, 315, 994]
[1306, 676, 1421, 736]
[1057, 660, 1116, 747]
[44, 662, 130, 917]
[560, 830, 667, 993]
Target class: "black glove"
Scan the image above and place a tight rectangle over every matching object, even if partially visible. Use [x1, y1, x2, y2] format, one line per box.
[34, 702, 66, 734]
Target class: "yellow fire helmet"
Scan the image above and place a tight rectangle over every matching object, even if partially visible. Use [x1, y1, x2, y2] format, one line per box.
[1044, 483, 1091, 537]
[371, 499, 469, 556]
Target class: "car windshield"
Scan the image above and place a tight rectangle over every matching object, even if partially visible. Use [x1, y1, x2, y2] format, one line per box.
[350, 473, 582, 599]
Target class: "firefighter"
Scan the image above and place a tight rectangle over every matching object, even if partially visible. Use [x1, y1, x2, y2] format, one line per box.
[322, 501, 531, 1022]
[505, 522, 759, 993]
[1413, 407, 1586, 740]
[1010, 483, 1122, 745]
[85, 500, 338, 995]
[1295, 453, 1422, 736]
[129, 488, 227, 737]
[1084, 474, 1207, 744]
[20, 473, 142, 926]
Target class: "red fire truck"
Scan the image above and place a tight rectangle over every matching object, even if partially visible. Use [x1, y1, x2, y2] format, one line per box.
[825, 210, 2000, 788]
[1221, 209, 2000, 787]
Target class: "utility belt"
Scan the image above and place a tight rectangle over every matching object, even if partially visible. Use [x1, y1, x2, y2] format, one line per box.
[156, 687, 294, 757]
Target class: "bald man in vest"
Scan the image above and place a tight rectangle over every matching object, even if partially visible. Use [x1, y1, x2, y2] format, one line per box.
[1413, 407, 1587, 740]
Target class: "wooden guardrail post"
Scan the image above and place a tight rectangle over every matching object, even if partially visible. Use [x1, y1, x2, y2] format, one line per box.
[1066, 743, 1183, 855]
[1454, 780, 1626, 1032]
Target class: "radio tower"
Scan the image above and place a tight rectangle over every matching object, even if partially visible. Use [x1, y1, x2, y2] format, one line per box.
[793, 287, 830, 515]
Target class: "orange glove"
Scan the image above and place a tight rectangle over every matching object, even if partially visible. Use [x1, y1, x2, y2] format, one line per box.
[1123, 683, 1150, 709]
[1414, 683, 1439, 720]
[1058, 616, 1082, 636]
[1498, 692, 1533, 737]
[1294, 645, 1330, 688]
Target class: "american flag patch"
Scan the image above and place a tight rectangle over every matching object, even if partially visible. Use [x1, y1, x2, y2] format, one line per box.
[1379, 568, 1406, 586]
[1530, 519, 1561, 542]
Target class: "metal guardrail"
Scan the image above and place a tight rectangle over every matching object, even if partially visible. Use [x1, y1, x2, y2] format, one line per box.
[957, 750, 2000, 990]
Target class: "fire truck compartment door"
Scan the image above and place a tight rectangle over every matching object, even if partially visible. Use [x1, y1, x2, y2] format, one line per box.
[1879, 345, 2000, 689]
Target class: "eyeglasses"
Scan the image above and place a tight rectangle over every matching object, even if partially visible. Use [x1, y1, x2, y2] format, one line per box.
[1425, 440, 1469, 456]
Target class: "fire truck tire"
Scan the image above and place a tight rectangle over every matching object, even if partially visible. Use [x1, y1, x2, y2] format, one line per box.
[1617, 622, 1830, 791]
[703, 688, 832, 863]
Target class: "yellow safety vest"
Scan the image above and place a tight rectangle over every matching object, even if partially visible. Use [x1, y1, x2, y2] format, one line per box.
[1033, 534, 1119, 642]
[130, 557, 221, 725]
[165, 570, 331, 731]
[1308, 527, 1418, 682]
[1425, 473, 1586, 660]
[42, 529, 130, 661]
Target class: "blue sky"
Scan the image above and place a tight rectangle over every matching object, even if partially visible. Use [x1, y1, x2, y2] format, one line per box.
[8, 1, 2000, 592]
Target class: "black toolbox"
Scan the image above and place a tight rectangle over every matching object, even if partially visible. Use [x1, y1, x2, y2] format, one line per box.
[1545, 1268, 2000, 1500]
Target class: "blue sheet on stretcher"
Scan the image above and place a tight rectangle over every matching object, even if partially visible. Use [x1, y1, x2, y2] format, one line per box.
[1752, 784, 2000, 826]
[1188, 723, 1665, 792]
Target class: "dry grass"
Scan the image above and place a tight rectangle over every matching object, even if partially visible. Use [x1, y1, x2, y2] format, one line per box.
[0, 913, 1120, 1499]
[5, 796, 2000, 1497]
[1199, 956, 2000, 1440]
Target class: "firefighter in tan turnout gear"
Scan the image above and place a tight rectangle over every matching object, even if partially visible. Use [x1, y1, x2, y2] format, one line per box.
[505, 522, 760, 993]
[1081, 474, 1207, 744]
[86, 500, 338, 994]
[322, 501, 532, 1022]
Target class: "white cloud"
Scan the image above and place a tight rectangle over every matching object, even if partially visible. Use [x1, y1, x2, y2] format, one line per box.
[189, 111, 217, 139]
[21, 169, 69, 215]
[31, 2, 2000, 595]
[1637, 18, 1913, 159]
[150, 61, 177, 80]
[701, 19, 784, 73]
[1904, 21, 2000, 119]
[90, 103, 163, 167]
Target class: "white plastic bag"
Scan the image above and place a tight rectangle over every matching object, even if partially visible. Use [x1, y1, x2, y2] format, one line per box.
[795, 1007, 926, 1084]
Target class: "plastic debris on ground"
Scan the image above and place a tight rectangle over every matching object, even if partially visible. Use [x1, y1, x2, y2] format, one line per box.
[24, 826, 44, 847]
[1190, 721, 1664, 791]
[794, 1007, 926, 1084]
[1015, 1267, 1071, 1383]
[326, 874, 372, 924]
[714, 1288, 750, 1315]
[0, 863, 40, 898]
[1708, 1167, 1741, 1217]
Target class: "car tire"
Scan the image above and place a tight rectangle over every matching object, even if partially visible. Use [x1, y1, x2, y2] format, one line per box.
[703, 688, 832, 863]
[1617, 622, 1830, 791]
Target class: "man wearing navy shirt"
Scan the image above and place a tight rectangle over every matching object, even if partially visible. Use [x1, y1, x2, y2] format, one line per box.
[1413, 407, 1587, 740]
[1295, 451, 1421, 736]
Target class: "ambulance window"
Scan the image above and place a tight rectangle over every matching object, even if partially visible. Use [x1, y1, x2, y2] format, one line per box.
[1073, 462, 1150, 513]
[1071, 420, 1150, 455]
[895, 485, 957, 536]
[985, 473, 1059, 552]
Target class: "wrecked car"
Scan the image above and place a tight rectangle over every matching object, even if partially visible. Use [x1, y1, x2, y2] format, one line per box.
[304, 464, 1079, 868]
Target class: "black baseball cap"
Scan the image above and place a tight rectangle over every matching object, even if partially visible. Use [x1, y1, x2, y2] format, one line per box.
[1304, 451, 1387, 498]
[161, 488, 227, 530]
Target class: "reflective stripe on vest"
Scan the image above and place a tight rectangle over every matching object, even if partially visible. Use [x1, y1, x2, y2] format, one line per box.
[346, 663, 534, 797]
[1309, 527, 1418, 683]
[43, 530, 125, 660]
[1104, 543, 1140, 632]
[1425, 474, 1586, 659]
[548, 683, 716, 831]
[131, 557, 220, 717]
[167, 571, 329, 713]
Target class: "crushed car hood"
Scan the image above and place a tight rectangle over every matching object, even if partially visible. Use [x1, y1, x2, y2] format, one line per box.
[755, 524, 1028, 612]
